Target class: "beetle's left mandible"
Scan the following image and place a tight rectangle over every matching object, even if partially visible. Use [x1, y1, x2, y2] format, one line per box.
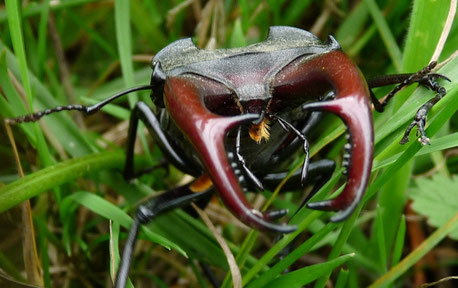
[163, 75, 297, 233]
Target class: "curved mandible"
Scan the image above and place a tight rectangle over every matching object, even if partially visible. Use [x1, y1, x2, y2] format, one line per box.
[278, 50, 374, 222]
[164, 75, 296, 233]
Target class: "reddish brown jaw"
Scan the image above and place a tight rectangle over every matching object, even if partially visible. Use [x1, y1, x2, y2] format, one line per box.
[300, 51, 374, 222]
[164, 76, 296, 233]
[303, 96, 373, 221]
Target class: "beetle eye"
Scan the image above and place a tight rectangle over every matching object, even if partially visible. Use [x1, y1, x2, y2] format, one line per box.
[150, 64, 167, 107]
[152, 63, 166, 82]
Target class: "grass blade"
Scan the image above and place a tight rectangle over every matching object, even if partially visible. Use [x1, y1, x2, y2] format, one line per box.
[246, 222, 337, 288]
[370, 213, 458, 287]
[61, 191, 184, 254]
[264, 254, 354, 288]
[0, 151, 126, 213]
[363, 0, 402, 71]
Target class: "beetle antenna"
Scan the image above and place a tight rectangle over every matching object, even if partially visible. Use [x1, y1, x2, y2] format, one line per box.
[5, 85, 154, 124]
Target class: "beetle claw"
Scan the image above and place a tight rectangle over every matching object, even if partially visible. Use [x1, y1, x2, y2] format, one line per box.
[306, 198, 358, 222]
[306, 199, 332, 211]
[300, 139, 310, 186]
[265, 209, 289, 220]
[246, 210, 296, 233]
[426, 73, 451, 83]
[400, 75, 447, 146]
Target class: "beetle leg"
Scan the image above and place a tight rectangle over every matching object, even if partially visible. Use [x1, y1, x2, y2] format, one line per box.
[131, 160, 169, 179]
[262, 159, 336, 213]
[277, 112, 321, 160]
[164, 76, 296, 233]
[273, 115, 310, 186]
[368, 62, 450, 110]
[368, 62, 450, 145]
[200, 263, 220, 288]
[262, 112, 322, 168]
[235, 127, 264, 191]
[115, 182, 213, 288]
[262, 159, 335, 191]
[399, 83, 447, 145]
[123, 101, 203, 180]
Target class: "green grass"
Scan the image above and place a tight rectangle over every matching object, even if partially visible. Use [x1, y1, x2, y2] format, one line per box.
[0, 1, 457, 287]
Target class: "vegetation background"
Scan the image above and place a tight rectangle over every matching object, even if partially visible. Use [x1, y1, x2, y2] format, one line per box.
[0, 0, 456, 287]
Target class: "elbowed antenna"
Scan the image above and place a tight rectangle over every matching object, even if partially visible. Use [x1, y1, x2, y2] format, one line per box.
[5, 85, 154, 124]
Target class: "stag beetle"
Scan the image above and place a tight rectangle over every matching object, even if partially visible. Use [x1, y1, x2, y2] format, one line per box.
[7, 27, 449, 287]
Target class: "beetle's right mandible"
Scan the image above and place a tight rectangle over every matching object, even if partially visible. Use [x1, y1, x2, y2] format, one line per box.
[276, 49, 374, 222]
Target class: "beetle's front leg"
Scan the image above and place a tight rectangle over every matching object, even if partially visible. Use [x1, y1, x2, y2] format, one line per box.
[262, 159, 335, 192]
[399, 74, 449, 145]
[123, 101, 202, 180]
[235, 127, 264, 190]
[368, 62, 450, 145]
[164, 75, 296, 233]
[272, 115, 310, 186]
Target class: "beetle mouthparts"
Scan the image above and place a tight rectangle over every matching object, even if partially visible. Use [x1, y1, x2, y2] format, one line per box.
[249, 117, 271, 143]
